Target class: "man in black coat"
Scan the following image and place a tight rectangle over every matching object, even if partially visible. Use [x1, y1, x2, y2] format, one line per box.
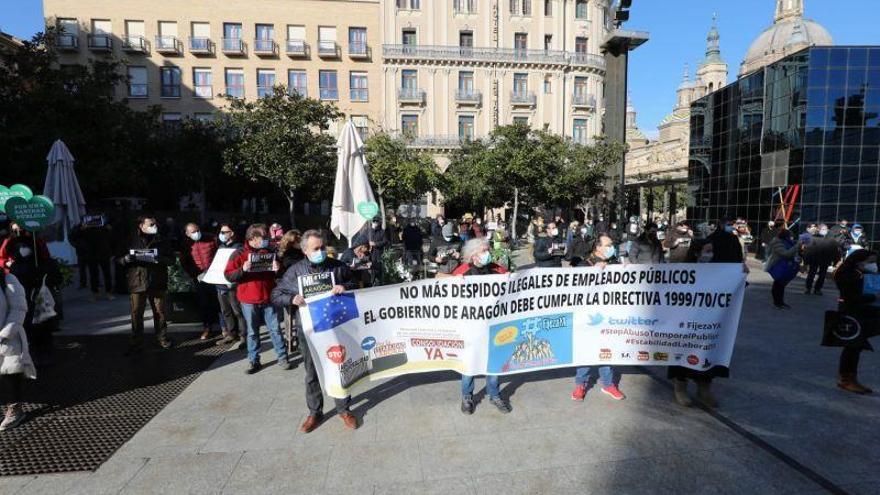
[757, 221, 777, 260]
[401, 220, 424, 266]
[706, 218, 745, 264]
[271, 229, 359, 433]
[804, 226, 842, 295]
[533, 221, 566, 268]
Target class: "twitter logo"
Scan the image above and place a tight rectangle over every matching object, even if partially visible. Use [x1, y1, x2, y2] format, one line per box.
[587, 314, 604, 326]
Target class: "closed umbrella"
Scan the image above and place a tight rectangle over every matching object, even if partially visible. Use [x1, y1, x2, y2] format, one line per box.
[43, 139, 86, 263]
[331, 120, 376, 246]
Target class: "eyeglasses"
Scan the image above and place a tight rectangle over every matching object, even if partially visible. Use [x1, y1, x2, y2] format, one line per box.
[220, 230, 234, 235]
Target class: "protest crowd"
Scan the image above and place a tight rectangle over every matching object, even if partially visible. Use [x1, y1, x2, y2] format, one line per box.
[0, 210, 876, 433]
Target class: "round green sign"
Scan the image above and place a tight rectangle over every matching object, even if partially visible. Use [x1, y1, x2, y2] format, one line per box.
[0, 184, 34, 213]
[5, 195, 56, 231]
[356, 201, 379, 220]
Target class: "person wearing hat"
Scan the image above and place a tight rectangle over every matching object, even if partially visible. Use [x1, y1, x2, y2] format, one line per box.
[430, 222, 463, 277]
[663, 221, 694, 263]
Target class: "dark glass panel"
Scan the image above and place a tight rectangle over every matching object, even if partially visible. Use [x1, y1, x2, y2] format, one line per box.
[829, 48, 848, 68]
[823, 146, 842, 165]
[849, 48, 868, 67]
[828, 69, 848, 88]
[861, 146, 879, 164]
[810, 48, 830, 67]
[808, 68, 827, 87]
[838, 186, 859, 203]
[805, 146, 823, 165]
[840, 166, 860, 185]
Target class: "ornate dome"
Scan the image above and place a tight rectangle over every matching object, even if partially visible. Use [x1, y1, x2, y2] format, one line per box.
[739, 0, 832, 76]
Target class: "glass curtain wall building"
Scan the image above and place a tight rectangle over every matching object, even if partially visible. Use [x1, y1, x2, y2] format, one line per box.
[688, 46, 880, 246]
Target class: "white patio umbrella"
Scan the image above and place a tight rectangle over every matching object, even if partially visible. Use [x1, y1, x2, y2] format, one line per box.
[43, 139, 86, 263]
[331, 120, 376, 247]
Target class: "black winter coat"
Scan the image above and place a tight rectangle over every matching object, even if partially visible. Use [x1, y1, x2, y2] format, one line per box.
[707, 231, 745, 263]
[804, 236, 841, 266]
[119, 233, 174, 293]
[834, 267, 879, 350]
[533, 235, 565, 268]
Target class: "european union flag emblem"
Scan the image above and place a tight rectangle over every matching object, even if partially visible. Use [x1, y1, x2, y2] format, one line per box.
[309, 293, 360, 332]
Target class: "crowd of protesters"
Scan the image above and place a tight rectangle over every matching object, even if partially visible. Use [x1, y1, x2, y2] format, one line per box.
[0, 209, 876, 433]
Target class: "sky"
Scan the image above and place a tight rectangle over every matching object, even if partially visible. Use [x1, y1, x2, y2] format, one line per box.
[0, 0, 877, 136]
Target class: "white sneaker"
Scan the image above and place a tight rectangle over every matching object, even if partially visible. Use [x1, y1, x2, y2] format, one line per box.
[0, 405, 25, 431]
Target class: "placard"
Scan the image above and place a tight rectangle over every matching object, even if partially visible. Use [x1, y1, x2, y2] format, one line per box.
[130, 248, 157, 263]
[82, 215, 105, 228]
[248, 252, 275, 272]
[299, 272, 336, 300]
[201, 248, 237, 286]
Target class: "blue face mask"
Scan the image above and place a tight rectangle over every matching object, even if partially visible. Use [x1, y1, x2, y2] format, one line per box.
[724, 225, 734, 233]
[309, 249, 326, 264]
[476, 251, 492, 267]
[602, 245, 616, 260]
[219, 233, 230, 243]
[258, 239, 269, 249]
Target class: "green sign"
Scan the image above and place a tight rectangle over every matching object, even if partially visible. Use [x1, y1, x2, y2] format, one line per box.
[5, 195, 55, 231]
[356, 201, 379, 220]
[0, 184, 34, 213]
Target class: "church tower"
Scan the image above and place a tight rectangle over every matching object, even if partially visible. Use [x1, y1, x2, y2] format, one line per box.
[775, 0, 804, 22]
[695, 14, 729, 94]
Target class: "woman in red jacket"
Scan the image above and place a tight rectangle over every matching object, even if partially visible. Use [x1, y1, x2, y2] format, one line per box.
[224, 224, 291, 374]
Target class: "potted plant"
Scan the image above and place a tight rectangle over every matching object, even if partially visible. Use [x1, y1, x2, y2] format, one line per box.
[166, 259, 201, 323]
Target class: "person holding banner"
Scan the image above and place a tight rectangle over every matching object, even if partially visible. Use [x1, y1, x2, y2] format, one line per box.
[119, 216, 175, 355]
[571, 234, 626, 402]
[832, 250, 878, 394]
[429, 223, 462, 277]
[271, 229, 359, 432]
[450, 238, 513, 414]
[224, 224, 291, 375]
[215, 224, 246, 348]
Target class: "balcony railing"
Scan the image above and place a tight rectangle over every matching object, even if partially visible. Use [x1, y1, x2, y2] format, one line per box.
[161, 85, 181, 98]
[194, 84, 213, 98]
[349, 42, 369, 58]
[572, 93, 596, 108]
[383, 44, 606, 69]
[127, 84, 148, 98]
[350, 89, 369, 102]
[409, 135, 466, 149]
[189, 37, 213, 54]
[154, 36, 181, 54]
[122, 36, 147, 52]
[87, 34, 112, 51]
[455, 89, 482, 105]
[56, 33, 79, 50]
[254, 38, 277, 55]
[286, 39, 308, 56]
[222, 38, 246, 55]
[398, 87, 426, 104]
[317, 40, 339, 57]
[510, 91, 536, 106]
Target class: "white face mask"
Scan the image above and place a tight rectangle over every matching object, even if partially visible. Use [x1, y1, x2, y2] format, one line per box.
[819, 229, 829, 236]
[188, 231, 202, 242]
[19, 247, 32, 258]
[143, 225, 158, 235]
[550, 228, 559, 237]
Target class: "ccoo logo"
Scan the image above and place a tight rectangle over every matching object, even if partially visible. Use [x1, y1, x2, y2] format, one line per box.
[326, 345, 347, 364]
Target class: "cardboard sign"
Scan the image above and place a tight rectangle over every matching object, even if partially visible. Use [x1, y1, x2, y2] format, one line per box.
[248, 252, 275, 272]
[82, 215, 105, 227]
[299, 272, 336, 300]
[350, 257, 372, 271]
[130, 248, 158, 263]
[486, 222, 498, 231]
[201, 248, 237, 286]
[550, 243, 567, 256]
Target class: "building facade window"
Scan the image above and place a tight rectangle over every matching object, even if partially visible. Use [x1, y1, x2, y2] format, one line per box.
[573, 118, 588, 144]
[257, 69, 276, 98]
[459, 31, 474, 48]
[57, 18, 79, 47]
[544, 35, 552, 51]
[458, 71, 475, 93]
[513, 73, 529, 95]
[288, 70, 307, 96]
[319, 70, 338, 100]
[402, 29, 417, 46]
[352, 115, 370, 141]
[127, 66, 148, 97]
[124, 20, 146, 49]
[544, 75, 552, 94]
[513, 116, 529, 125]
[156, 21, 178, 51]
[545, 0, 552, 16]
[191, 22, 211, 51]
[255, 24, 274, 52]
[522, 0, 532, 16]
[90, 19, 112, 48]
[225, 68, 244, 98]
[397, 0, 419, 9]
[575, 36, 588, 54]
[349, 27, 367, 55]
[401, 69, 417, 90]
[194, 113, 214, 122]
[514, 33, 528, 52]
[458, 115, 475, 140]
[162, 113, 182, 131]
[193, 68, 212, 98]
[160, 66, 181, 97]
[576, 0, 588, 19]
[574, 76, 587, 97]
[318, 26, 337, 54]
[401, 114, 419, 137]
[350, 72, 368, 101]
[454, 0, 476, 13]
[223, 23, 243, 51]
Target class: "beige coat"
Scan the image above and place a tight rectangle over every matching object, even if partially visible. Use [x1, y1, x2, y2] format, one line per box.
[0, 274, 36, 379]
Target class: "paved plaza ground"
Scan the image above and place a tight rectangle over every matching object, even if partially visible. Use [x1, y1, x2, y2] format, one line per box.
[0, 252, 878, 494]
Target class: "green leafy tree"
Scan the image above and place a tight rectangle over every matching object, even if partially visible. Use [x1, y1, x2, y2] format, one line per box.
[550, 138, 626, 219]
[364, 132, 441, 226]
[220, 86, 341, 227]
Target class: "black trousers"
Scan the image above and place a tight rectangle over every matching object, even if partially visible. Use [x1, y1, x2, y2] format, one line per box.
[87, 258, 112, 293]
[772, 280, 788, 306]
[0, 374, 24, 405]
[195, 281, 219, 327]
[217, 288, 245, 338]
[297, 324, 351, 415]
[805, 263, 829, 292]
[78, 262, 88, 287]
[839, 346, 862, 375]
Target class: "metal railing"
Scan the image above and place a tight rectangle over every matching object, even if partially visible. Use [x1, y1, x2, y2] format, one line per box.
[398, 87, 426, 103]
[286, 39, 308, 55]
[154, 36, 180, 52]
[572, 93, 596, 107]
[189, 37, 213, 53]
[161, 85, 181, 98]
[455, 89, 482, 104]
[349, 42, 369, 57]
[122, 36, 147, 52]
[221, 37, 245, 54]
[253, 39, 276, 54]
[383, 44, 606, 69]
[409, 135, 467, 148]
[56, 33, 79, 50]
[511, 91, 536, 105]
[87, 34, 112, 50]
[350, 89, 369, 102]
[317, 40, 338, 56]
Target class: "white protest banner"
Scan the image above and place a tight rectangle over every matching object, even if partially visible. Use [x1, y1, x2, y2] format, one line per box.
[201, 248, 237, 285]
[300, 264, 746, 399]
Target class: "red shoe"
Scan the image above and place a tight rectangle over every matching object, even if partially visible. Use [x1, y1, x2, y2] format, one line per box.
[601, 385, 625, 400]
[571, 384, 587, 401]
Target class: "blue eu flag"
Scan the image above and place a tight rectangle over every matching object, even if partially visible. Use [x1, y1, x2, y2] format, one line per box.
[309, 293, 360, 332]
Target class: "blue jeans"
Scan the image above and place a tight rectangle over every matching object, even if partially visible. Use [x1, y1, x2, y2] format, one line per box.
[461, 375, 500, 399]
[574, 366, 613, 387]
[241, 303, 287, 365]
